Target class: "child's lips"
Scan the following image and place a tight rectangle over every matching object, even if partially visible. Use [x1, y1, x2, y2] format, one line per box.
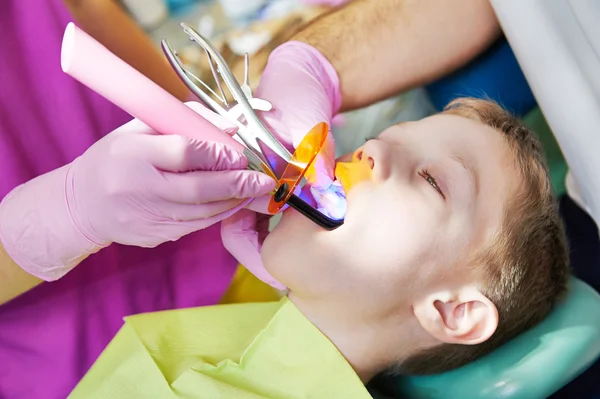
[334, 161, 373, 195]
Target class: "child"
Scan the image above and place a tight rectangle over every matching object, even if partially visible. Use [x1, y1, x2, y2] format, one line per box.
[68, 98, 569, 398]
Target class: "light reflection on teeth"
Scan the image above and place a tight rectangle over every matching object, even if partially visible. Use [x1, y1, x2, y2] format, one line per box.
[310, 183, 347, 220]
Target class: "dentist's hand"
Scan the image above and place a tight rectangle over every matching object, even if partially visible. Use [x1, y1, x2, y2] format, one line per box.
[254, 41, 341, 189]
[221, 199, 285, 290]
[0, 103, 275, 281]
[220, 42, 342, 291]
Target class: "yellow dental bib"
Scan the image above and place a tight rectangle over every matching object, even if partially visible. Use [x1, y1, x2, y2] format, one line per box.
[69, 297, 371, 399]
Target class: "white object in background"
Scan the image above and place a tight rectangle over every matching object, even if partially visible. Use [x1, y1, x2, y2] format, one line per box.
[218, 0, 266, 22]
[491, 0, 600, 227]
[121, 0, 168, 29]
[260, 0, 303, 20]
[198, 15, 215, 38]
[227, 31, 272, 56]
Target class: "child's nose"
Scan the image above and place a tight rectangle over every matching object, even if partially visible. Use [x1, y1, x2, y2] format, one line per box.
[354, 141, 391, 182]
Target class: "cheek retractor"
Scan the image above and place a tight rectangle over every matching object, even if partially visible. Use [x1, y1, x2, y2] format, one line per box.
[334, 161, 373, 193]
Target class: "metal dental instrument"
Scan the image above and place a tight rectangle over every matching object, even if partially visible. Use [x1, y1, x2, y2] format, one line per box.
[241, 53, 252, 100]
[161, 24, 289, 173]
[162, 23, 344, 230]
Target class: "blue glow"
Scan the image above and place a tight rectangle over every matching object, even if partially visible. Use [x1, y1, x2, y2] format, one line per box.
[310, 182, 347, 220]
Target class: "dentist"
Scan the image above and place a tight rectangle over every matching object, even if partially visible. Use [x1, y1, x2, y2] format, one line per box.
[0, 1, 274, 398]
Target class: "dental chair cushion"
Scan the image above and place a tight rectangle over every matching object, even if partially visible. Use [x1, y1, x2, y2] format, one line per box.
[369, 277, 600, 399]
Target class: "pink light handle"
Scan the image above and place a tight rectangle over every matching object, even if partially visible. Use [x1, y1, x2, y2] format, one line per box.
[60, 22, 244, 152]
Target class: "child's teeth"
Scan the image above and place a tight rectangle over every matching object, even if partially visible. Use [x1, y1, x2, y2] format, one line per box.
[330, 180, 345, 195]
[310, 185, 347, 220]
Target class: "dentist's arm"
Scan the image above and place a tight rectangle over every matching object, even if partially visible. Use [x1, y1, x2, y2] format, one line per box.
[294, 0, 502, 111]
[63, 0, 190, 101]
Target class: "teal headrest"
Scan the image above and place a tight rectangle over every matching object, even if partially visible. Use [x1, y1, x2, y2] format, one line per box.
[371, 277, 600, 399]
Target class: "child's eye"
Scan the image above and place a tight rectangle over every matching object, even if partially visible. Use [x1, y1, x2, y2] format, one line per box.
[419, 170, 446, 199]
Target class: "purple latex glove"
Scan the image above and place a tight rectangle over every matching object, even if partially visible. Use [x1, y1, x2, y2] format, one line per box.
[221, 41, 342, 290]
[0, 102, 275, 281]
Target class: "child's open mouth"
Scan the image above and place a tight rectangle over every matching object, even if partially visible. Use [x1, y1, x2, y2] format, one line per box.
[309, 160, 373, 220]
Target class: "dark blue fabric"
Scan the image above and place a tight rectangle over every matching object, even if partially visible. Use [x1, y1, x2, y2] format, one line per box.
[425, 38, 536, 117]
[550, 196, 600, 399]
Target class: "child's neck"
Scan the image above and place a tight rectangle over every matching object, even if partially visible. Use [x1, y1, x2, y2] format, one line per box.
[288, 292, 426, 383]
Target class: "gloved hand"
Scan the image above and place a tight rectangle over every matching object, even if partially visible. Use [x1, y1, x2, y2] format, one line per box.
[254, 41, 342, 189]
[221, 198, 284, 290]
[221, 41, 342, 291]
[0, 103, 275, 281]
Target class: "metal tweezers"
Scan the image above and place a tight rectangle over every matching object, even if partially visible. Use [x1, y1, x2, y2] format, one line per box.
[161, 23, 343, 230]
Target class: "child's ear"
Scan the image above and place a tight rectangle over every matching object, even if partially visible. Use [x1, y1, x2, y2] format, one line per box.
[413, 288, 498, 345]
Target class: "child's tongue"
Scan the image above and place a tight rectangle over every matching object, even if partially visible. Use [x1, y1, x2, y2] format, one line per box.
[309, 161, 373, 220]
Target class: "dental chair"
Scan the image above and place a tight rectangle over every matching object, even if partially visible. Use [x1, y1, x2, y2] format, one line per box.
[369, 277, 600, 399]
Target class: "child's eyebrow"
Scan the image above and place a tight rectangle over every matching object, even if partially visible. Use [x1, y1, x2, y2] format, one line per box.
[450, 153, 479, 196]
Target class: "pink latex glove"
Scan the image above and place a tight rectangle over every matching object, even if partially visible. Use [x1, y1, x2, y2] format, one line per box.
[255, 41, 341, 189]
[0, 103, 275, 281]
[221, 41, 341, 290]
[221, 198, 283, 289]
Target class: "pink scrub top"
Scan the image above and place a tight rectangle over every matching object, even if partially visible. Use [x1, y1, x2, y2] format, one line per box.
[0, 1, 238, 398]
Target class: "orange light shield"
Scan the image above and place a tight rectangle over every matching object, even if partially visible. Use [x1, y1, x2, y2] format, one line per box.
[267, 122, 329, 214]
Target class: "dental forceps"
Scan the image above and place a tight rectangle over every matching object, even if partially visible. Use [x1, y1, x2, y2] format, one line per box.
[161, 23, 344, 230]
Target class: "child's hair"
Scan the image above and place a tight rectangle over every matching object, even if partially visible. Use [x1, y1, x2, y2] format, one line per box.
[390, 98, 570, 375]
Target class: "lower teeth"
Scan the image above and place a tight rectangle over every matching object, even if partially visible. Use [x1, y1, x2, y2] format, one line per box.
[311, 183, 347, 220]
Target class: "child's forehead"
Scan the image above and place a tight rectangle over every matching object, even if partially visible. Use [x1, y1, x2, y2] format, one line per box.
[387, 114, 504, 145]
[381, 120, 416, 136]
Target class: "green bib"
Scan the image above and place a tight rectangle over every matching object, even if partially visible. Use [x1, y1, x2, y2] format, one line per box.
[70, 298, 372, 399]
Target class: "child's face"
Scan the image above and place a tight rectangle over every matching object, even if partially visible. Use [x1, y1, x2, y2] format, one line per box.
[262, 114, 518, 311]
